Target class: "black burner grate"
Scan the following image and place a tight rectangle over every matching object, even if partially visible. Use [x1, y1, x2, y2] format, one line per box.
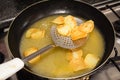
[106, 5, 120, 37]
[108, 47, 120, 72]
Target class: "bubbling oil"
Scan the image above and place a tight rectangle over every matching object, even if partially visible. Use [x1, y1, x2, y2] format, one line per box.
[20, 15, 104, 78]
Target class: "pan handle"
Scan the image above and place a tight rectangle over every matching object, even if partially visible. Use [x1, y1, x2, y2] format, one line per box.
[0, 58, 24, 80]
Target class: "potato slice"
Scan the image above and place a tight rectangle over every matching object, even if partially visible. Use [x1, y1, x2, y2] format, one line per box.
[64, 15, 77, 29]
[70, 57, 86, 71]
[25, 28, 38, 38]
[57, 24, 71, 36]
[72, 49, 83, 59]
[55, 15, 77, 36]
[52, 16, 64, 24]
[71, 27, 88, 40]
[78, 20, 94, 33]
[84, 54, 100, 69]
[31, 30, 45, 39]
[66, 49, 83, 61]
[24, 47, 40, 64]
[67, 49, 87, 71]
[25, 28, 45, 39]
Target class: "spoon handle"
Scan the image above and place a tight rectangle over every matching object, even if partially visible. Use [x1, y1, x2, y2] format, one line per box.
[0, 58, 24, 80]
[23, 44, 55, 62]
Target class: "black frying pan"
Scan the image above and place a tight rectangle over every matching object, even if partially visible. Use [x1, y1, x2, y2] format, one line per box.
[7, 0, 115, 79]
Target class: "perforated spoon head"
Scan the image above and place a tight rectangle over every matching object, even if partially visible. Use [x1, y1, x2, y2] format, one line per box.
[50, 26, 87, 49]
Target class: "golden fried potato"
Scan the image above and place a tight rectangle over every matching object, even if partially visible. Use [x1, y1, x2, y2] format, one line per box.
[84, 54, 100, 69]
[25, 28, 45, 39]
[53, 15, 77, 36]
[67, 49, 87, 71]
[24, 47, 40, 64]
[78, 20, 94, 33]
[64, 15, 77, 29]
[52, 15, 94, 41]
[52, 16, 64, 24]
[71, 27, 88, 40]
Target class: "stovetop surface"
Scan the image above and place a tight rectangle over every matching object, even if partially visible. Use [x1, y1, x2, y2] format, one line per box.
[0, 0, 115, 22]
[0, 0, 120, 80]
[0, 0, 39, 21]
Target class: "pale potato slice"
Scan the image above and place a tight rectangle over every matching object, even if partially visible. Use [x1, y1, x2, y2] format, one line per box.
[72, 49, 83, 59]
[24, 47, 40, 64]
[64, 15, 77, 29]
[78, 20, 94, 33]
[25, 28, 38, 38]
[57, 24, 71, 36]
[52, 16, 64, 24]
[66, 49, 83, 61]
[67, 49, 87, 71]
[56, 15, 77, 36]
[31, 30, 45, 39]
[71, 27, 88, 40]
[25, 28, 45, 39]
[84, 54, 100, 69]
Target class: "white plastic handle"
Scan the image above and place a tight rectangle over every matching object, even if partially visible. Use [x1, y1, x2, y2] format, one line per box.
[0, 58, 24, 80]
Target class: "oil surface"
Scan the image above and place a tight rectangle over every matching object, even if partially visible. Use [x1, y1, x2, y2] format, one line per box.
[20, 15, 104, 78]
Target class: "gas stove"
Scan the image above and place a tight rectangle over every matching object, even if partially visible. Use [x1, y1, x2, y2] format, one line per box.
[0, 0, 120, 80]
